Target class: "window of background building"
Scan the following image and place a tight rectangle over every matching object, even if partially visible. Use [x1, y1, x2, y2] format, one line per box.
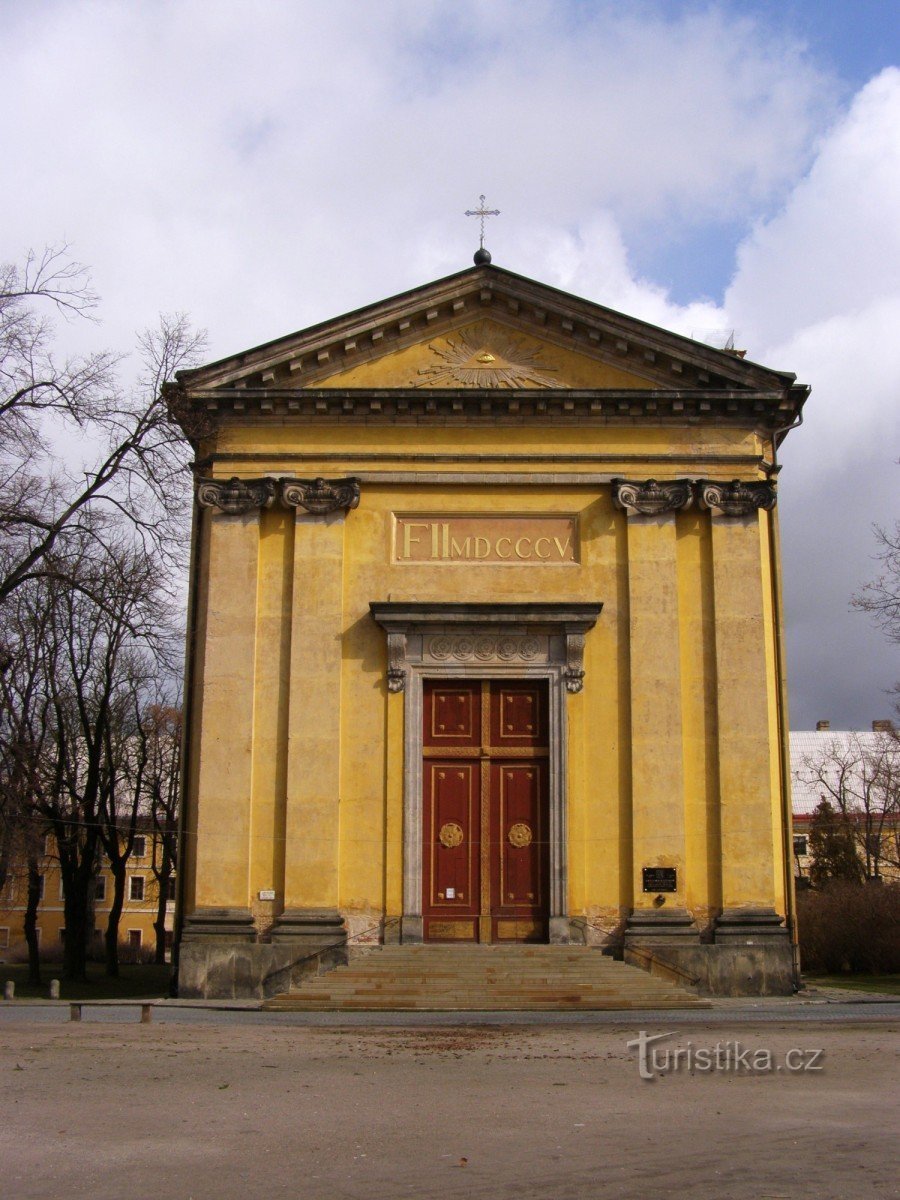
[94, 876, 107, 903]
[166, 877, 176, 901]
[793, 836, 808, 857]
[129, 876, 144, 902]
[0, 927, 9, 949]
[133, 836, 146, 858]
[128, 929, 142, 949]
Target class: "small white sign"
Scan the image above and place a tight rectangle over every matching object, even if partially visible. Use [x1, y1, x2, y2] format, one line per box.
[446, 887, 455, 899]
[258, 889, 276, 901]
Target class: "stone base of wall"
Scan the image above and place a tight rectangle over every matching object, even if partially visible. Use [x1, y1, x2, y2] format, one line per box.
[177, 904, 795, 999]
[177, 940, 349, 1000]
[624, 940, 795, 996]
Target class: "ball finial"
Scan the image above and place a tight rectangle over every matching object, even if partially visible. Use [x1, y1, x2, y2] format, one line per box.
[473, 247, 492, 265]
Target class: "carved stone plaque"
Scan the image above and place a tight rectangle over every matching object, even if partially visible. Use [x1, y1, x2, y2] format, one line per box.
[394, 515, 578, 564]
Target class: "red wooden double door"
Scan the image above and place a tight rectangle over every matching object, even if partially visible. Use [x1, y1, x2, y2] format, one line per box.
[423, 679, 550, 943]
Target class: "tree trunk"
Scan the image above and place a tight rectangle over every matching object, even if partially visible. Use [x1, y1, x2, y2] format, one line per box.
[153, 863, 171, 964]
[23, 857, 42, 986]
[105, 860, 126, 977]
[61, 884, 90, 981]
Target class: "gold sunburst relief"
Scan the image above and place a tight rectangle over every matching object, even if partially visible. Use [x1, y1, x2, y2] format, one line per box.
[416, 323, 564, 389]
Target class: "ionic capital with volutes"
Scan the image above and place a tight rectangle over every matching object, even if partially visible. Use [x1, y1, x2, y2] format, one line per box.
[612, 478, 693, 516]
[195, 476, 276, 515]
[698, 479, 777, 516]
[280, 477, 361, 515]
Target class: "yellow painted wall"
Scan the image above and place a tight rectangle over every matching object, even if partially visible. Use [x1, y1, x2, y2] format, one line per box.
[182, 409, 789, 944]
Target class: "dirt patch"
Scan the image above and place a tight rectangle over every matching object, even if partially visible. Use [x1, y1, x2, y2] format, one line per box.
[1, 1019, 897, 1199]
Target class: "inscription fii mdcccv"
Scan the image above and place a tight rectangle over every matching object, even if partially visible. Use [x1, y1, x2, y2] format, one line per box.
[394, 515, 578, 564]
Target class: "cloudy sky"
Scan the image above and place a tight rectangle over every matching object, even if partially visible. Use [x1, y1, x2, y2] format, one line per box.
[2, 0, 898, 728]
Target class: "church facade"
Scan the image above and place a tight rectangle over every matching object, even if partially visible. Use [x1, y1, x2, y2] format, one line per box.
[167, 263, 808, 999]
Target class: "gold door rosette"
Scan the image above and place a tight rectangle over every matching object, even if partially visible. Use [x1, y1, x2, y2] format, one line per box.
[438, 822, 465, 849]
[507, 822, 533, 849]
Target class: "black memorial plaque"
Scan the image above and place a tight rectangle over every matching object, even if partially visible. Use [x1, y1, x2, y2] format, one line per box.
[642, 867, 677, 893]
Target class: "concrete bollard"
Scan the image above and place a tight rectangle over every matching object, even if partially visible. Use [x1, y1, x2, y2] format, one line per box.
[4, 980, 13, 1000]
[69, 1003, 81, 1022]
[140, 1004, 152, 1024]
[49, 979, 60, 1000]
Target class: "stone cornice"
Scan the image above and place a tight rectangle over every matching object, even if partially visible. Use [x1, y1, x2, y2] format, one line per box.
[170, 385, 801, 432]
[369, 602, 603, 694]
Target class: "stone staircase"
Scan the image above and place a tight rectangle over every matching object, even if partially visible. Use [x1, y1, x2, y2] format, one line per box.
[262, 944, 710, 1011]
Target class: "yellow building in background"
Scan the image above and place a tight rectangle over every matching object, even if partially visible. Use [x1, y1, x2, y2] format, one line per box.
[0, 830, 174, 963]
[168, 261, 809, 998]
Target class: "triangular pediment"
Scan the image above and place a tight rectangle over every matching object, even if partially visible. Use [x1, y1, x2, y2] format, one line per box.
[315, 318, 659, 391]
[176, 265, 799, 398]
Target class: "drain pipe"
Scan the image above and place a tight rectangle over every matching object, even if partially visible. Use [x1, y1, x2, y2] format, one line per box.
[765, 404, 806, 991]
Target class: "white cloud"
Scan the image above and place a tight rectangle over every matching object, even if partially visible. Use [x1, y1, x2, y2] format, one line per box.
[767, 295, 900, 475]
[1, 2, 896, 723]
[727, 69, 900, 352]
[720, 70, 900, 723]
[501, 215, 728, 336]
[721, 68, 900, 484]
[1, 1, 834, 357]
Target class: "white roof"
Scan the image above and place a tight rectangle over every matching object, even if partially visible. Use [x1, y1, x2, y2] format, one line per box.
[790, 729, 895, 817]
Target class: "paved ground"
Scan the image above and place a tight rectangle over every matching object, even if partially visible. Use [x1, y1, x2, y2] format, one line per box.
[1, 1009, 897, 1199]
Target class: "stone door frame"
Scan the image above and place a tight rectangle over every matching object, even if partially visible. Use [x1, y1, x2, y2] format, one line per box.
[369, 603, 602, 945]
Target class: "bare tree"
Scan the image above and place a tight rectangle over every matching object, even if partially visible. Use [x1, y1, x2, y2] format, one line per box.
[795, 732, 900, 881]
[97, 657, 153, 978]
[96, 664, 181, 976]
[0, 243, 205, 609]
[0, 242, 200, 978]
[852, 518, 900, 646]
[0, 575, 58, 984]
[143, 702, 181, 964]
[6, 518, 177, 980]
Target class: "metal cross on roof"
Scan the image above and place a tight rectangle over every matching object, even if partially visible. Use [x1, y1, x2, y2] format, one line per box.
[464, 194, 500, 249]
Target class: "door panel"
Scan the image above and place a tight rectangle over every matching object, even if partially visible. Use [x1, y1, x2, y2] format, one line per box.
[423, 759, 480, 941]
[490, 682, 547, 747]
[491, 761, 548, 942]
[422, 680, 550, 943]
[425, 684, 481, 748]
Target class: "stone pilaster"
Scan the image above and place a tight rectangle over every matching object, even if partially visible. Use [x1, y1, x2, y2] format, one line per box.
[187, 500, 268, 941]
[707, 503, 786, 943]
[615, 485, 697, 943]
[272, 504, 347, 946]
